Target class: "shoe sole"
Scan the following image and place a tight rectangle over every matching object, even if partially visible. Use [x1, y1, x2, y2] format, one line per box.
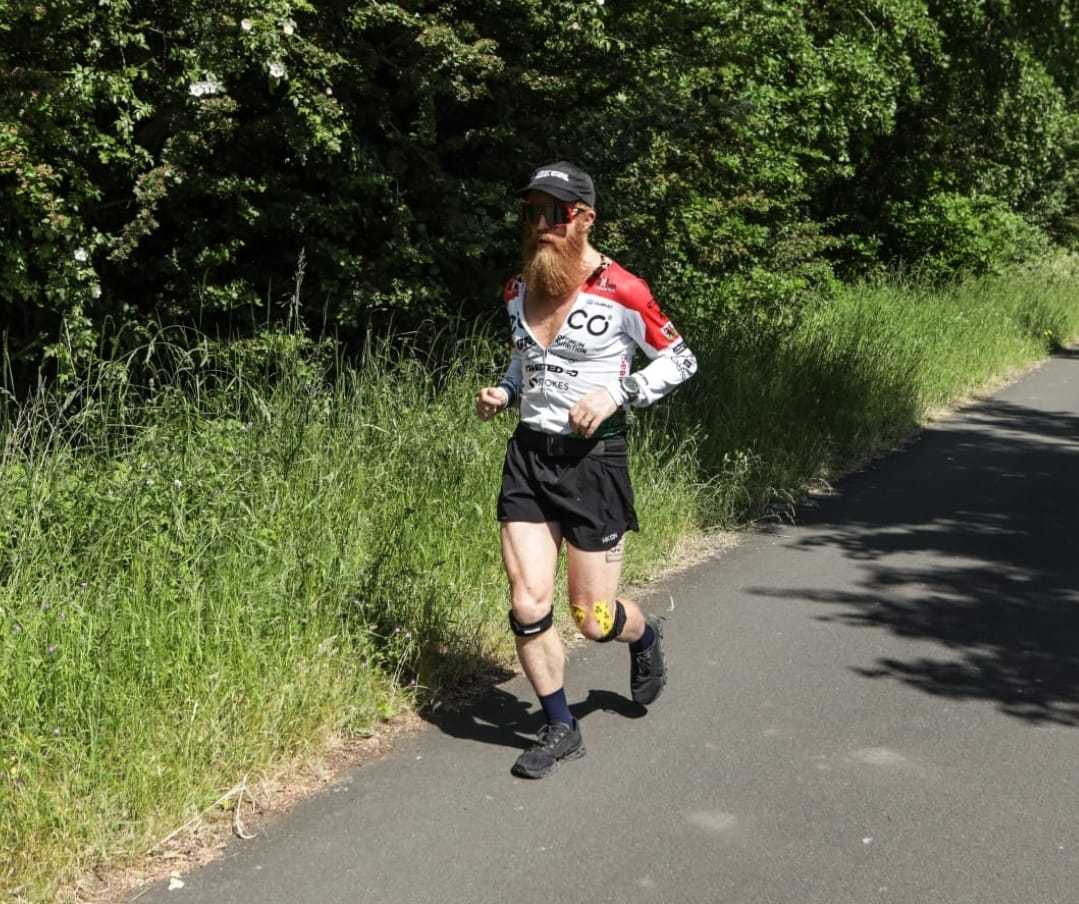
[632, 617, 667, 706]
[510, 743, 587, 779]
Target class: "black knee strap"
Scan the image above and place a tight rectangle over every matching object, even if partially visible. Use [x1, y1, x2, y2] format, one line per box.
[509, 608, 554, 638]
[596, 600, 627, 643]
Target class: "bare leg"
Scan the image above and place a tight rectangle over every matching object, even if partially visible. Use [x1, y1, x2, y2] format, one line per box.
[565, 535, 646, 643]
[500, 521, 564, 696]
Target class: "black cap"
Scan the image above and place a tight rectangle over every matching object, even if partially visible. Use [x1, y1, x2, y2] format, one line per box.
[519, 161, 595, 208]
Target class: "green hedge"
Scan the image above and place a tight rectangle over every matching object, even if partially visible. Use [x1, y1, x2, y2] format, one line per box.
[1, 0, 1077, 382]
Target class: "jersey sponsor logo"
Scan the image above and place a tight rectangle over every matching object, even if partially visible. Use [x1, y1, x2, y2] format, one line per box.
[515, 335, 536, 351]
[528, 376, 571, 392]
[660, 322, 680, 341]
[526, 363, 579, 377]
[567, 309, 611, 336]
[552, 336, 586, 354]
[676, 356, 697, 377]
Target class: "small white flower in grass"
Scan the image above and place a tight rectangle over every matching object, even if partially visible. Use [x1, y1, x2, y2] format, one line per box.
[173, 479, 183, 490]
[74, 247, 88, 262]
[268, 60, 286, 79]
[282, 19, 296, 35]
[240, 18, 253, 31]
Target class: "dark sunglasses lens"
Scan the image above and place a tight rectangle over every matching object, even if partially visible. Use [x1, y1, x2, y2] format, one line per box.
[522, 202, 569, 226]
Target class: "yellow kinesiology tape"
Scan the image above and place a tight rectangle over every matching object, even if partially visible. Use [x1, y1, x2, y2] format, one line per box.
[571, 605, 588, 631]
[592, 600, 614, 636]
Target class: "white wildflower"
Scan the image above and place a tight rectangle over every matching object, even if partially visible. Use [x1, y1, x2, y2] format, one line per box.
[325, 86, 333, 96]
[91, 284, 101, 299]
[268, 60, 286, 79]
[73, 247, 88, 262]
[173, 479, 183, 490]
[189, 73, 223, 98]
[282, 19, 296, 36]
[240, 18, 253, 31]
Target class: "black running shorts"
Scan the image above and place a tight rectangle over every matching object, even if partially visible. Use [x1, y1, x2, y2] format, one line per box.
[496, 424, 640, 551]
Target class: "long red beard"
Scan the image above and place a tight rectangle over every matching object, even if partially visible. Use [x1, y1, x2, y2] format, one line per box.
[522, 227, 587, 302]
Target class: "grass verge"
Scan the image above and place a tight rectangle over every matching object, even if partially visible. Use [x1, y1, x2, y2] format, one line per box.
[2, 254, 1077, 900]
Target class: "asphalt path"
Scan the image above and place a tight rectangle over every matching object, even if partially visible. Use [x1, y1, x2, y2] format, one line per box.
[136, 350, 1079, 904]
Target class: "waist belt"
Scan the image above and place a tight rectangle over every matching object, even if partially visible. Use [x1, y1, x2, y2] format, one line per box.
[515, 425, 610, 458]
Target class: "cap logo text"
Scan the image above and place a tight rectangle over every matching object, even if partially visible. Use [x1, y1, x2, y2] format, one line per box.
[535, 169, 570, 182]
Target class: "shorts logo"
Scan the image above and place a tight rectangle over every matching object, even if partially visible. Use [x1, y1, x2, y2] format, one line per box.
[601, 532, 619, 544]
[660, 322, 680, 341]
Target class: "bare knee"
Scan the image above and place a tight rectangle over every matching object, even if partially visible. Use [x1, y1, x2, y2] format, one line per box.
[509, 579, 554, 624]
[570, 598, 621, 641]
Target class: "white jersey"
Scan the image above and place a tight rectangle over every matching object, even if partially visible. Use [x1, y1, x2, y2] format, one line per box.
[497, 258, 698, 436]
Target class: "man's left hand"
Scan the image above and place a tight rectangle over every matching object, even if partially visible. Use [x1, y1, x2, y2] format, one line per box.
[569, 389, 619, 438]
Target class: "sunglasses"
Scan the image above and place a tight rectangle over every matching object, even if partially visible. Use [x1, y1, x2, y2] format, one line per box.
[521, 199, 586, 227]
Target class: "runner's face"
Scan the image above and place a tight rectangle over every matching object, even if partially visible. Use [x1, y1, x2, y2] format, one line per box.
[522, 190, 593, 247]
[521, 191, 593, 301]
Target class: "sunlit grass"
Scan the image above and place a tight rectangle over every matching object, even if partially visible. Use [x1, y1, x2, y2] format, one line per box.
[1, 254, 1077, 900]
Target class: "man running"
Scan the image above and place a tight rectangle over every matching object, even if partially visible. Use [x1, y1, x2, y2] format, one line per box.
[474, 161, 698, 779]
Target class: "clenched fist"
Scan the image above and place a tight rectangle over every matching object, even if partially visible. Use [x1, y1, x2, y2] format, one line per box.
[569, 388, 619, 438]
[475, 386, 510, 421]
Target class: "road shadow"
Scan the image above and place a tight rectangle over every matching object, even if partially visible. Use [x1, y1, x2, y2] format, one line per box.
[748, 374, 1079, 727]
[423, 683, 646, 751]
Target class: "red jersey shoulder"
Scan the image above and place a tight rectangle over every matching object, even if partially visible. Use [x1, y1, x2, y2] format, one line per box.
[503, 275, 523, 305]
[602, 262, 681, 347]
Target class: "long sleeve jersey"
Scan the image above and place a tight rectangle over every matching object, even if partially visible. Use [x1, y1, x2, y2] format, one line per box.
[497, 258, 698, 436]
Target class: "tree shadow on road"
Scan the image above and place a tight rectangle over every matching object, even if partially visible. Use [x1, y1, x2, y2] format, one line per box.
[748, 377, 1079, 727]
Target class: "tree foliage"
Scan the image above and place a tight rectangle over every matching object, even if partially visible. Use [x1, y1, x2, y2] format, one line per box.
[1, 0, 1075, 381]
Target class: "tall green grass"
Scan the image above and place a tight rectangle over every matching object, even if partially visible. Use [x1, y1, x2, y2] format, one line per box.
[2, 256, 1077, 900]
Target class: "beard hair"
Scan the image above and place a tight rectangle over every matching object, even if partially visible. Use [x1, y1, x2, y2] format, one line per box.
[521, 224, 587, 303]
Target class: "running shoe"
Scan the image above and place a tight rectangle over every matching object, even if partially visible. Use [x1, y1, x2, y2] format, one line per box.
[630, 615, 666, 705]
[511, 721, 585, 779]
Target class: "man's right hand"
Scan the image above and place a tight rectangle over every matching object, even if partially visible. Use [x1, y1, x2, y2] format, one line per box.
[475, 386, 510, 420]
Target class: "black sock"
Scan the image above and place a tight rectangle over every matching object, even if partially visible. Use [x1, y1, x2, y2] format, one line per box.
[630, 623, 655, 654]
[539, 688, 574, 727]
